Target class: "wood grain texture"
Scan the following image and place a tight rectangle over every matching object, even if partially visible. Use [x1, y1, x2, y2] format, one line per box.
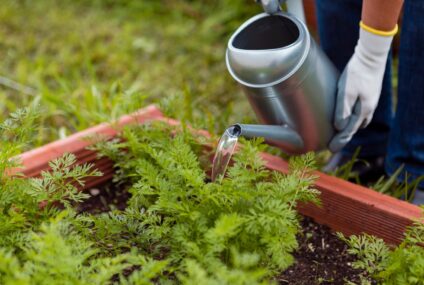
[15, 105, 422, 245]
[261, 152, 422, 245]
[13, 105, 163, 186]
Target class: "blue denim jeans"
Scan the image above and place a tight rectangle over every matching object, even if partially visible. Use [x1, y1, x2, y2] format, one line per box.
[316, 0, 424, 185]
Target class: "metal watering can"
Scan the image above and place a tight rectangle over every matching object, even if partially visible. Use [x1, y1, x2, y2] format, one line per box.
[226, 2, 339, 154]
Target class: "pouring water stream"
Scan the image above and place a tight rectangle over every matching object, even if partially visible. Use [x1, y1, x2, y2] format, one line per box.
[211, 125, 241, 182]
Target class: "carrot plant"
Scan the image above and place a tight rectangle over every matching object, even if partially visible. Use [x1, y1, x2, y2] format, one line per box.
[0, 108, 321, 284]
[75, 121, 321, 283]
[340, 210, 424, 285]
[0, 109, 166, 284]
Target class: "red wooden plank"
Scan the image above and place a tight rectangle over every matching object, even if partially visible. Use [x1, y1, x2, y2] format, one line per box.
[13, 105, 163, 177]
[261, 152, 422, 245]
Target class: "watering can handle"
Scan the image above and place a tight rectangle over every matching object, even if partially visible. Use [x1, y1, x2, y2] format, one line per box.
[256, 0, 306, 23]
[256, 0, 283, 14]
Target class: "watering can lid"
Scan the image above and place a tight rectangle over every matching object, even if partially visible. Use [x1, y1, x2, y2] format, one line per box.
[226, 12, 309, 87]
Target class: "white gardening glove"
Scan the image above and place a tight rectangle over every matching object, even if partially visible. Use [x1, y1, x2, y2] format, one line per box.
[329, 25, 395, 152]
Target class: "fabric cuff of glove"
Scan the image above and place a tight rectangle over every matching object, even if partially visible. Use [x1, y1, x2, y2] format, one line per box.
[355, 26, 394, 69]
[360, 21, 398, 37]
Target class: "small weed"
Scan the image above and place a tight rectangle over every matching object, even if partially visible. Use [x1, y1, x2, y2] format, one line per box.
[328, 148, 362, 184]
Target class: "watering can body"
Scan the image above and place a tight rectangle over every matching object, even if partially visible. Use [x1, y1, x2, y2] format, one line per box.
[226, 12, 339, 154]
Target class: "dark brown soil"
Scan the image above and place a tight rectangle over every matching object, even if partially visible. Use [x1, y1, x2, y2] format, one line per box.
[77, 182, 131, 214]
[277, 217, 375, 285]
[78, 182, 375, 284]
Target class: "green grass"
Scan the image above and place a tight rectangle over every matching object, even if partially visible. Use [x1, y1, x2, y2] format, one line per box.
[0, 0, 260, 146]
[3, 0, 418, 199]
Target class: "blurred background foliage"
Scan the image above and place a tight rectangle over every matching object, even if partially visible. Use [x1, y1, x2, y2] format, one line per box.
[0, 0, 261, 146]
[1, 0, 412, 198]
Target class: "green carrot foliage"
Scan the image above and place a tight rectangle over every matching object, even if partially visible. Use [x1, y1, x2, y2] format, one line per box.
[81, 121, 320, 282]
[0, 110, 163, 284]
[340, 207, 424, 285]
[0, 110, 321, 284]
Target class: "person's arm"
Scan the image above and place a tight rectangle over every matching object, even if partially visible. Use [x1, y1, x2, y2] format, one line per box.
[362, 0, 403, 31]
[329, 0, 404, 152]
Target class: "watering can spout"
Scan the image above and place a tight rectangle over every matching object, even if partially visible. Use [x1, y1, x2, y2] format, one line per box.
[233, 123, 304, 154]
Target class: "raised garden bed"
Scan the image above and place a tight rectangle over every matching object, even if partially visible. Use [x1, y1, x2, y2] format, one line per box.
[7, 105, 422, 284]
[15, 105, 421, 246]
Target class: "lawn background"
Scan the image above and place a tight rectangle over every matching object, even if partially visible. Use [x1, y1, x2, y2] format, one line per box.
[1, 0, 262, 147]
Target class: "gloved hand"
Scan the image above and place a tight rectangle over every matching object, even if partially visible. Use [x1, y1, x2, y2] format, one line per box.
[329, 24, 395, 152]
